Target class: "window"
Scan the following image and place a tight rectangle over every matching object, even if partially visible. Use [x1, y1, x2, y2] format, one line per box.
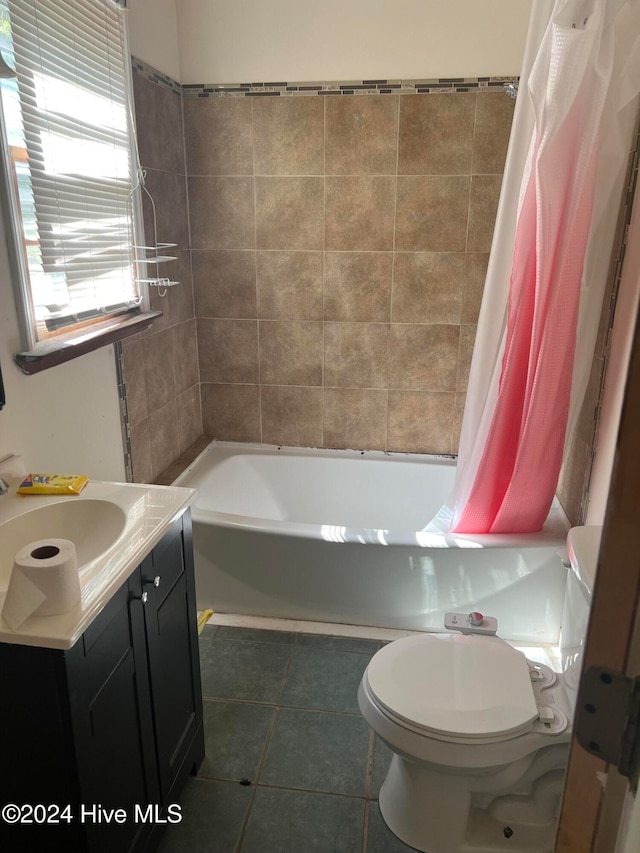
[0, 0, 156, 373]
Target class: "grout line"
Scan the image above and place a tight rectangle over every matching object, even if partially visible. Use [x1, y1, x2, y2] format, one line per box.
[386, 96, 402, 452]
[362, 799, 371, 853]
[321, 95, 327, 447]
[250, 98, 263, 444]
[364, 729, 376, 802]
[198, 695, 365, 717]
[234, 783, 258, 853]
[275, 638, 297, 706]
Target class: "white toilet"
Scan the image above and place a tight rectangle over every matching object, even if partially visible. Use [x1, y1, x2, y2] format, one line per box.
[358, 526, 600, 853]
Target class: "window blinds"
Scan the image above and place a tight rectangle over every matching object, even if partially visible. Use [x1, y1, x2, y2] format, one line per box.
[7, 0, 138, 334]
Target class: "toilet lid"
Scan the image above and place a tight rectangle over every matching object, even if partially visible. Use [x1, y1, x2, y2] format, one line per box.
[367, 634, 538, 740]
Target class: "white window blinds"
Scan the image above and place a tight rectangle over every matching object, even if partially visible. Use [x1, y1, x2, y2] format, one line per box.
[2, 0, 139, 340]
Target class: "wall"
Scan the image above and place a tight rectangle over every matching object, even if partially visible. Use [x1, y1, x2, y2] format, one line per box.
[186, 88, 514, 453]
[176, 0, 531, 83]
[128, 0, 181, 82]
[122, 62, 202, 483]
[0, 211, 126, 480]
[557, 125, 640, 526]
[587, 162, 640, 525]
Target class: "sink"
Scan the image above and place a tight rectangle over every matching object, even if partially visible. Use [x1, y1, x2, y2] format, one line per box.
[0, 500, 127, 591]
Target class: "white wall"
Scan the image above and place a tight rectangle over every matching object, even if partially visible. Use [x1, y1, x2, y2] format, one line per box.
[175, 0, 532, 84]
[128, 0, 181, 81]
[0, 210, 127, 481]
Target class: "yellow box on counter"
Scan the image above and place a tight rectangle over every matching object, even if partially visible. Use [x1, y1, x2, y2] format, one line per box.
[17, 473, 89, 496]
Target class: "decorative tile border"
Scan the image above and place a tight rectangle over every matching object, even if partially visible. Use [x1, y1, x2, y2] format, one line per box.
[132, 59, 518, 99]
[181, 76, 519, 98]
[131, 58, 182, 96]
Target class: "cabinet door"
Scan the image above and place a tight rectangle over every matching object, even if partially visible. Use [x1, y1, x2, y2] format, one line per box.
[67, 579, 159, 853]
[143, 514, 203, 803]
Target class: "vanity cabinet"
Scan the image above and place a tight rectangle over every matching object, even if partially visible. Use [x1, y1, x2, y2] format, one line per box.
[0, 509, 204, 852]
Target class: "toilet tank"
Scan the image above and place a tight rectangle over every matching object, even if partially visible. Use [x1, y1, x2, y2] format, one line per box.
[560, 525, 602, 713]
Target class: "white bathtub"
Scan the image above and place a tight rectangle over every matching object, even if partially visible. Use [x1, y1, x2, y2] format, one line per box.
[175, 442, 569, 643]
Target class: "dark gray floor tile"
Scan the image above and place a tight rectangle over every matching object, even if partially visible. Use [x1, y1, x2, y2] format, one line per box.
[296, 633, 380, 654]
[216, 626, 295, 645]
[260, 708, 370, 796]
[200, 639, 292, 702]
[199, 700, 275, 782]
[198, 624, 218, 657]
[280, 647, 370, 713]
[240, 787, 365, 853]
[366, 802, 416, 852]
[157, 777, 252, 853]
[369, 737, 393, 799]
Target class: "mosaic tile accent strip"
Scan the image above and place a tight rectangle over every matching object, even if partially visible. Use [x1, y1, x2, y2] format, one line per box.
[131, 57, 182, 96]
[181, 77, 519, 98]
[131, 60, 518, 99]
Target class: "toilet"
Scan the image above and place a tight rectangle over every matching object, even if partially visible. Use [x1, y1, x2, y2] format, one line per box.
[358, 526, 600, 853]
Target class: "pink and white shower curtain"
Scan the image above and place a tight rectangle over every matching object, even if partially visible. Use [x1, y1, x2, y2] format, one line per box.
[445, 0, 640, 534]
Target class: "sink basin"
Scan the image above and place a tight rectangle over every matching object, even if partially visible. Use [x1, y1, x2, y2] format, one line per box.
[0, 500, 127, 591]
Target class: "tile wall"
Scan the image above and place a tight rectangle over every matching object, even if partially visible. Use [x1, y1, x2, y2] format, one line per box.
[185, 89, 515, 453]
[123, 68, 203, 483]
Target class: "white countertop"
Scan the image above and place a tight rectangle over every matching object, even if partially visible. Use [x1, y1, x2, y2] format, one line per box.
[0, 478, 196, 650]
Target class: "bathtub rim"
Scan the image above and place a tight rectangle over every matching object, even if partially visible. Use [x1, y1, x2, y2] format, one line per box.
[173, 440, 569, 548]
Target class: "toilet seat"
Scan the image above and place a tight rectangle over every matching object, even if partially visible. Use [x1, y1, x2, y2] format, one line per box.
[367, 633, 539, 743]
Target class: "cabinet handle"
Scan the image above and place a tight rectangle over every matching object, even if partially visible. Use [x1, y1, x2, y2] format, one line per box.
[144, 575, 161, 588]
[133, 591, 149, 604]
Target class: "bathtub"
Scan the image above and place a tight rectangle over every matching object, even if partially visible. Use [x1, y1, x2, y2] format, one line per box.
[174, 442, 569, 643]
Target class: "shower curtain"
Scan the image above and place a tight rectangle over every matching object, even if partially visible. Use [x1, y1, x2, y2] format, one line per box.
[446, 0, 640, 534]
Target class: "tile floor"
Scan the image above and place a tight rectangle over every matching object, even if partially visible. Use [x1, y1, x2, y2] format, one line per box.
[158, 624, 414, 853]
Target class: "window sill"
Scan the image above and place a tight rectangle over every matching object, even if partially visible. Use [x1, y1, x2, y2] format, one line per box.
[13, 311, 162, 375]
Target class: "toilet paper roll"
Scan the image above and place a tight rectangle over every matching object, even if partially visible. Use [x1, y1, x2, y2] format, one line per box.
[1, 539, 80, 631]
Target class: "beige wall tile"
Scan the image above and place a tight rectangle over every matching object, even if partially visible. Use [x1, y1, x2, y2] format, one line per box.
[261, 385, 323, 447]
[392, 253, 463, 323]
[146, 251, 195, 332]
[189, 176, 256, 250]
[557, 431, 590, 526]
[149, 400, 180, 481]
[143, 328, 176, 413]
[387, 390, 455, 454]
[390, 324, 459, 391]
[399, 93, 475, 175]
[259, 320, 323, 385]
[461, 253, 489, 324]
[326, 96, 399, 175]
[456, 324, 477, 391]
[142, 168, 189, 250]
[176, 385, 203, 454]
[192, 250, 257, 318]
[323, 388, 387, 450]
[172, 319, 199, 394]
[255, 177, 324, 250]
[451, 392, 467, 454]
[197, 318, 259, 383]
[122, 338, 147, 427]
[395, 176, 469, 252]
[325, 176, 396, 251]
[184, 97, 253, 176]
[130, 418, 152, 484]
[133, 75, 185, 175]
[201, 383, 261, 441]
[257, 251, 323, 319]
[467, 175, 502, 252]
[253, 97, 324, 175]
[324, 253, 392, 322]
[324, 322, 390, 388]
[473, 93, 515, 175]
